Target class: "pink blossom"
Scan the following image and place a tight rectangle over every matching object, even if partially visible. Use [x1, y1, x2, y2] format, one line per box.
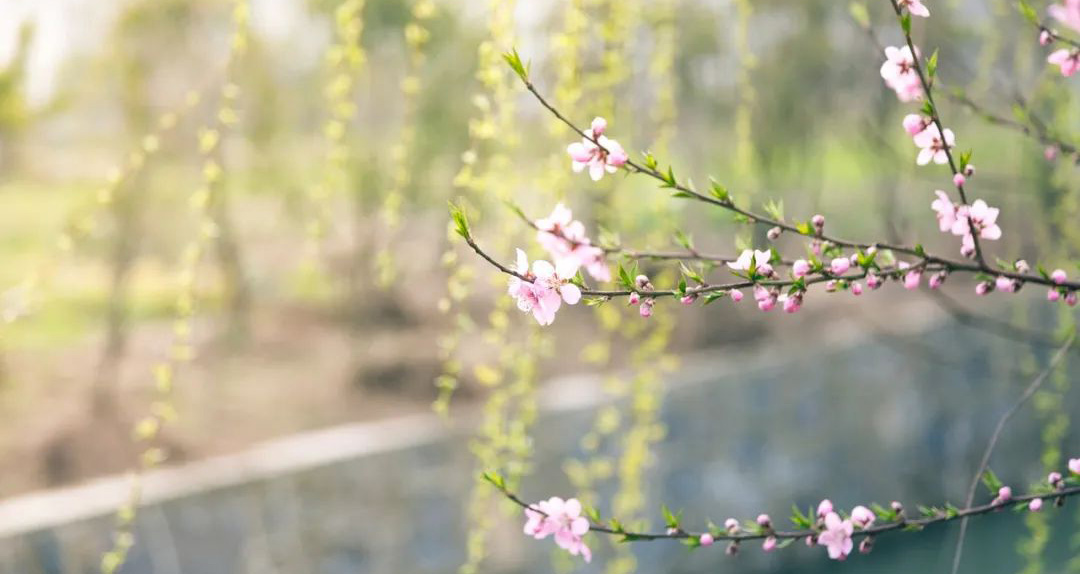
[903, 114, 929, 135]
[976, 281, 991, 296]
[953, 173, 966, 187]
[534, 204, 611, 282]
[1049, 0, 1080, 33]
[806, 535, 817, 547]
[700, 533, 714, 546]
[817, 512, 854, 560]
[1052, 269, 1067, 284]
[512, 257, 581, 326]
[628, 292, 640, 306]
[755, 286, 777, 312]
[898, 0, 930, 17]
[1048, 49, 1080, 77]
[913, 124, 956, 165]
[931, 190, 958, 233]
[1049, 289, 1062, 302]
[523, 497, 592, 562]
[762, 536, 778, 552]
[681, 294, 696, 305]
[728, 249, 773, 276]
[1029, 498, 1043, 512]
[952, 200, 1002, 244]
[757, 514, 772, 527]
[1046, 146, 1060, 161]
[851, 282, 864, 296]
[724, 518, 740, 533]
[825, 280, 839, 292]
[793, 259, 811, 278]
[867, 273, 883, 290]
[1049, 471, 1064, 487]
[851, 505, 875, 529]
[730, 289, 744, 302]
[830, 257, 851, 275]
[1068, 292, 1078, 306]
[880, 46, 924, 101]
[567, 117, 629, 181]
[639, 298, 654, 318]
[995, 486, 1013, 504]
[1040, 30, 1053, 46]
[1069, 458, 1080, 474]
[812, 214, 826, 232]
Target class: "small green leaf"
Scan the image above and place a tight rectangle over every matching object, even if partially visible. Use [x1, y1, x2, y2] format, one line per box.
[449, 201, 471, 239]
[981, 469, 1004, 495]
[1017, 0, 1039, 24]
[703, 292, 727, 305]
[502, 48, 529, 82]
[849, 1, 870, 28]
[709, 178, 730, 202]
[482, 470, 505, 489]
[927, 49, 939, 78]
[901, 13, 912, 35]
[642, 151, 658, 171]
[673, 230, 694, 250]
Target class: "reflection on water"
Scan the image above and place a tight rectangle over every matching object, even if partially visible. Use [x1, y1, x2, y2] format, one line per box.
[1, 313, 1078, 574]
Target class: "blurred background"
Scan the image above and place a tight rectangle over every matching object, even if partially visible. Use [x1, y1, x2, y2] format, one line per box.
[0, 0, 1078, 573]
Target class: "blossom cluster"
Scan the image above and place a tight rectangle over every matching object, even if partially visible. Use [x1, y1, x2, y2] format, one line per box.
[522, 458, 1080, 562]
[508, 202, 611, 325]
[566, 117, 628, 181]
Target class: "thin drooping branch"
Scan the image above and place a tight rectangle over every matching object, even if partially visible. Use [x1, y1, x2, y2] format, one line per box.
[928, 290, 1080, 353]
[502, 69, 1080, 292]
[949, 332, 1076, 574]
[495, 478, 1080, 544]
[948, 92, 1079, 165]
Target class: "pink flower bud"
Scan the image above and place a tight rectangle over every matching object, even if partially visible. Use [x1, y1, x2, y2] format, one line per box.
[825, 280, 838, 292]
[851, 505, 875, 529]
[1029, 498, 1043, 512]
[851, 282, 864, 296]
[904, 270, 922, 290]
[629, 292, 641, 305]
[1046, 146, 1059, 161]
[635, 274, 652, 290]
[1067, 292, 1078, 307]
[1048, 289, 1061, 302]
[762, 536, 777, 552]
[953, 173, 966, 187]
[1069, 458, 1080, 475]
[902, 114, 927, 136]
[964, 164, 976, 177]
[726, 542, 739, 556]
[756, 514, 771, 528]
[1015, 259, 1030, 273]
[975, 281, 991, 296]
[730, 289, 744, 302]
[782, 294, 802, 313]
[681, 294, 696, 305]
[890, 501, 904, 513]
[700, 533, 714, 546]
[590, 116, 607, 136]
[1040, 30, 1052, 46]
[997, 486, 1012, 503]
[830, 257, 851, 275]
[725, 518, 740, 533]
[758, 263, 775, 278]
[811, 240, 822, 256]
[817, 499, 834, 518]
[960, 243, 975, 258]
[767, 226, 782, 240]
[667, 527, 679, 535]
[1051, 269, 1067, 284]
[929, 272, 946, 289]
[811, 214, 825, 230]
[805, 535, 817, 547]
[640, 299, 654, 318]
[867, 273, 882, 290]
[1048, 472, 1063, 487]
[995, 276, 1016, 293]
[757, 297, 776, 312]
[859, 537, 874, 554]
[793, 259, 811, 278]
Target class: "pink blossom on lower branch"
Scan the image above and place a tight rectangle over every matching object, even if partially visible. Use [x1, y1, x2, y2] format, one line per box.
[1048, 49, 1080, 77]
[817, 512, 854, 560]
[508, 252, 580, 326]
[1049, 0, 1080, 34]
[523, 497, 592, 562]
[534, 203, 611, 282]
[566, 117, 629, 181]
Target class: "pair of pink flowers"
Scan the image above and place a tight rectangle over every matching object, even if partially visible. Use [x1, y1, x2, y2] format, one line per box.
[880, 46, 924, 102]
[931, 191, 1002, 254]
[1046, 1, 1080, 76]
[508, 250, 581, 326]
[535, 203, 611, 282]
[566, 117, 628, 181]
[523, 497, 591, 562]
[814, 501, 875, 560]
